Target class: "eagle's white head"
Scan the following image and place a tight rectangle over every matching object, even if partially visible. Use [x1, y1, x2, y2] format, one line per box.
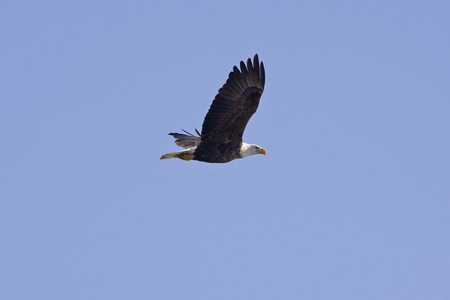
[240, 142, 267, 158]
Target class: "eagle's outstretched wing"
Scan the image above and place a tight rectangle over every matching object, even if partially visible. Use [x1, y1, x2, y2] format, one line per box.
[199, 54, 265, 148]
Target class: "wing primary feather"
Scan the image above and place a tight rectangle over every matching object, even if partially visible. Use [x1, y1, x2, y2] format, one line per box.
[253, 55, 260, 79]
[232, 67, 248, 91]
[232, 66, 246, 89]
[260, 61, 265, 87]
[246, 57, 254, 86]
[240, 61, 248, 76]
[227, 72, 245, 94]
[181, 129, 196, 136]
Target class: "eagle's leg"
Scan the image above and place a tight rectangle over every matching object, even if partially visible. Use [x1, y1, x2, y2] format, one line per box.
[178, 152, 195, 161]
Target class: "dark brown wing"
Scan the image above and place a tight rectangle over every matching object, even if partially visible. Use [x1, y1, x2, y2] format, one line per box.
[199, 54, 265, 147]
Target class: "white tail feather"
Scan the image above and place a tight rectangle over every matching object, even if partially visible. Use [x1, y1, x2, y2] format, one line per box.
[160, 151, 183, 160]
[160, 147, 196, 160]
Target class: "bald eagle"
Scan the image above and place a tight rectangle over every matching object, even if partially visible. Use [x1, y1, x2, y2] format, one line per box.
[160, 54, 266, 163]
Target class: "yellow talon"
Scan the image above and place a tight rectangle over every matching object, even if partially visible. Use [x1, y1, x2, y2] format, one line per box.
[179, 153, 195, 161]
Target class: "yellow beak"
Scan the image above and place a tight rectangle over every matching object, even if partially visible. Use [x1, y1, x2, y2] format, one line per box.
[259, 148, 267, 155]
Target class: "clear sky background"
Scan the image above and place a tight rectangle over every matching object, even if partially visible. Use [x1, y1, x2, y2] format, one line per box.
[1, 1, 449, 299]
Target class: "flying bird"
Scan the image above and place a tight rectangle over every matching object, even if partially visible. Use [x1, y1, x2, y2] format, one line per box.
[160, 54, 266, 163]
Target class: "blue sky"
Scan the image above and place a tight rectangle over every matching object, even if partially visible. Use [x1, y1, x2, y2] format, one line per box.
[1, 1, 449, 299]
